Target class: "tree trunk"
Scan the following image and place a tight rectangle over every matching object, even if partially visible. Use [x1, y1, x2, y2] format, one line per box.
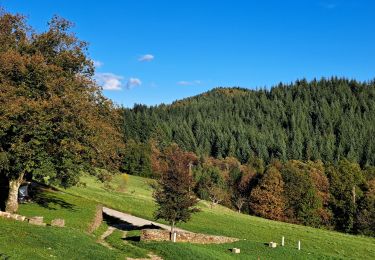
[5, 173, 24, 213]
[352, 186, 356, 204]
[170, 220, 176, 242]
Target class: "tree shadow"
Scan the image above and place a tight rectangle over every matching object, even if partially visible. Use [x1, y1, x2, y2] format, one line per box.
[0, 175, 9, 211]
[31, 184, 75, 211]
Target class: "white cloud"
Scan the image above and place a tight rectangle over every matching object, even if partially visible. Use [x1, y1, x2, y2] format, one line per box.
[138, 54, 154, 62]
[95, 73, 123, 90]
[177, 80, 202, 86]
[177, 81, 192, 86]
[126, 77, 142, 89]
[320, 2, 337, 9]
[93, 60, 103, 68]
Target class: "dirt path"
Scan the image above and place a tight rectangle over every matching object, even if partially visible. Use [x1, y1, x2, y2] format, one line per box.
[97, 226, 116, 249]
[102, 207, 187, 232]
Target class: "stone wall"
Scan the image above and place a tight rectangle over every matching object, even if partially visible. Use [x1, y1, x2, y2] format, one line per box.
[88, 204, 103, 233]
[141, 229, 239, 244]
[0, 211, 26, 221]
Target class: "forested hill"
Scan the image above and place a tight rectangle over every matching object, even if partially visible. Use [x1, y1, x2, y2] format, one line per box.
[123, 78, 375, 165]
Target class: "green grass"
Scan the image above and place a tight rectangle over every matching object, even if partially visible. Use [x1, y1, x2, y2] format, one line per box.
[105, 229, 149, 258]
[0, 218, 123, 260]
[18, 188, 97, 232]
[1, 174, 374, 259]
[68, 175, 156, 218]
[67, 174, 375, 260]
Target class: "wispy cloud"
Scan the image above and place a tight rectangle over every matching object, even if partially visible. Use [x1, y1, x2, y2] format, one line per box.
[138, 54, 154, 62]
[126, 77, 142, 89]
[177, 80, 202, 86]
[93, 60, 103, 68]
[95, 73, 123, 90]
[320, 2, 337, 9]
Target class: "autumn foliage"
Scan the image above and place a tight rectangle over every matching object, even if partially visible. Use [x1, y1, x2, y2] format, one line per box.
[0, 11, 123, 212]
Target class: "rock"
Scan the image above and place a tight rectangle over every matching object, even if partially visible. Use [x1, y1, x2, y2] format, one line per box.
[232, 248, 241, 253]
[28, 216, 46, 226]
[0, 211, 25, 221]
[51, 218, 65, 227]
[0, 211, 11, 218]
[269, 241, 277, 248]
[16, 215, 26, 221]
[9, 214, 20, 221]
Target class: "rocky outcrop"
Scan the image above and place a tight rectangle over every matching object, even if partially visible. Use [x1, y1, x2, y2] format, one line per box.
[140, 229, 239, 244]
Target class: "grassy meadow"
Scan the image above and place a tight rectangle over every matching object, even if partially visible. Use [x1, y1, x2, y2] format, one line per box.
[0, 174, 374, 259]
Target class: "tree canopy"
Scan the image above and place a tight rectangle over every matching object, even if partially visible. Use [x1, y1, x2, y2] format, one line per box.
[0, 11, 123, 212]
[123, 78, 375, 166]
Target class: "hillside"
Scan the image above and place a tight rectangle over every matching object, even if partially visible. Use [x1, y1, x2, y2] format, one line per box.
[1, 174, 374, 259]
[123, 78, 375, 165]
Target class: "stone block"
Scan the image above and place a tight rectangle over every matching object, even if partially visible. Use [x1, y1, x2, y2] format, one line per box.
[51, 218, 65, 227]
[0, 211, 11, 218]
[232, 248, 241, 253]
[29, 216, 46, 226]
[9, 214, 19, 221]
[16, 215, 26, 221]
[269, 242, 277, 248]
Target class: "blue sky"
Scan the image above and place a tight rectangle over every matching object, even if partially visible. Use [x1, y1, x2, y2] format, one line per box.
[2, 0, 375, 107]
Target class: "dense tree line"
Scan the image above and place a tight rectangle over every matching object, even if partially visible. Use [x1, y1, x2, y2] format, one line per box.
[123, 78, 375, 166]
[123, 141, 375, 236]
[122, 79, 375, 236]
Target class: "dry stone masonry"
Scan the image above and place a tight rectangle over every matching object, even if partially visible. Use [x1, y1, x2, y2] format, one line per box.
[0, 211, 65, 227]
[141, 229, 239, 244]
[0, 211, 26, 221]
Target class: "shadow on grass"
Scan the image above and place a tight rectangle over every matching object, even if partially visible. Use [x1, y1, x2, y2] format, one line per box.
[31, 185, 76, 211]
[103, 213, 162, 242]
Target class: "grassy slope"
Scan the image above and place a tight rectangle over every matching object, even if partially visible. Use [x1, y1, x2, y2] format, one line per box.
[0, 174, 374, 259]
[0, 218, 124, 260]
[67, 175, 375, 260]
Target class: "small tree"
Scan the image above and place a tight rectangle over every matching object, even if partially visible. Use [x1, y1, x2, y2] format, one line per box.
[153, 144, 199, 235]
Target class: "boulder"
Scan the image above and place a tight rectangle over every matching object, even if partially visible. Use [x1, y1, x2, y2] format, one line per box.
[232, 248, 241, 254]
[269, 242, 277, 248]
[51, 218, 65, 227]
[28, 216, 46, 226]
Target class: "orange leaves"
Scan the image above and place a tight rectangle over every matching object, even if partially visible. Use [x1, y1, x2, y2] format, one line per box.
[0, 12, 123, 187]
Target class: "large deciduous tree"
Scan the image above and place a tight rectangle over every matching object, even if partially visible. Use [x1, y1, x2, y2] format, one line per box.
[153, 144, 199, 234]
[327, 160, 365, 232]
[249, 166, 286, 221]
[0, 11, 123, 213]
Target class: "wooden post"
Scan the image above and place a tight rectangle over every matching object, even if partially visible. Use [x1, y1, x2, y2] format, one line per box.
[298, 240, 301, 250]
[282, 236, 285, 246]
